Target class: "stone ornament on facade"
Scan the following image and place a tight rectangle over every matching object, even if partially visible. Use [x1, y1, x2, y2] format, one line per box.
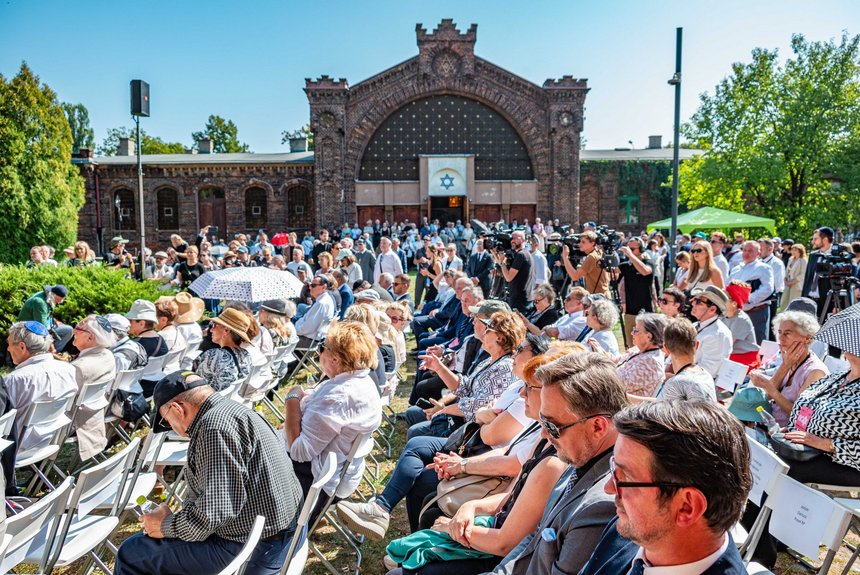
[433, 50, 461, 77]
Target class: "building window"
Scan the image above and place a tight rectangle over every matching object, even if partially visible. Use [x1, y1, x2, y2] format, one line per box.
[245, 187, 267, 230]
[157, 188, 179, 230]
[359, 95, 533, 181]
[619, 192, 639, 226]
[113, 189, 136, 230]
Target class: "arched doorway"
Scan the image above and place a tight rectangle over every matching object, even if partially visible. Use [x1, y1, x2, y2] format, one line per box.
[198, 188, 226, 237]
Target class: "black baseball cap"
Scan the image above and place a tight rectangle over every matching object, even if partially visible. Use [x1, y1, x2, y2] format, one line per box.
[151, 371, 210, 432]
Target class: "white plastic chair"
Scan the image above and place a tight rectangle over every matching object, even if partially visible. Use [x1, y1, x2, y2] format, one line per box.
[16, 395, 75, 494]
[142, 431, 189, 503]
[745, 474, 853, 574]
[737, 433, 789, 556]
[215, 515, 266, 575]
[279, 452, 338, 575]
[94, 432, 158, 513]
[139, 353, 169, 392]
[104, 367, 145, 443]
[0, 408, 18, 453]
[161, 347, 185, 374]
[0, 476, 74, 574]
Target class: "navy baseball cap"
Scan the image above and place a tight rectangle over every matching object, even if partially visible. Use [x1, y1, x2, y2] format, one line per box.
[151, 371, 210, 432]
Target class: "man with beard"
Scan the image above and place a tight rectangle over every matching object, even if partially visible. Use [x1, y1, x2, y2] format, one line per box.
[18, 284, 73, 352]
[493, 230, 531, 313]
[577, 401, 750, 574]
[488, 352, 626, 575]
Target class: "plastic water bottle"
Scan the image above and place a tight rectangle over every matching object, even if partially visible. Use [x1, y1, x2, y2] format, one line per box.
[134, 494, 164, 516]
[756, 406, 781, 436]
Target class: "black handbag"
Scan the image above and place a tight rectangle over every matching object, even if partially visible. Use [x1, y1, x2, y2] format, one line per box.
[111, 390, 151, 422]
[441, 421, 492, 457]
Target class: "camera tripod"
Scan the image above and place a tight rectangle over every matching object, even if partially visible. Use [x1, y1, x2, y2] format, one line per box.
[818, 277, 859, 324]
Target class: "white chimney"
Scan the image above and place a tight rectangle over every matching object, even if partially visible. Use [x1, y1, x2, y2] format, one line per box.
[648, 135, 663, 149]
[118, 137, 135, 156]
[198, 138, 213, 154]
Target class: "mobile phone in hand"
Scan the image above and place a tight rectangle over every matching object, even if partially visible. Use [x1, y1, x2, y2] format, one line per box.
[416, 398, 434, 409]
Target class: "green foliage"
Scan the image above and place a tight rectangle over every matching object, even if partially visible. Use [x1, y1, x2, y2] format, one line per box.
[97, 126, 186, 156]
[0, 63, 86, 264]
[281, 124, 314, 151]
[61, 102, 95, 153]
[680, 32, 860, 240]
[192, 114, 250, 153]
[0, 264, 166, 335]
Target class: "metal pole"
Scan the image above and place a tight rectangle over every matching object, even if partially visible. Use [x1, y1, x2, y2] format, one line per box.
[136, 115, 146, 279]
[669, 27, 683, 276]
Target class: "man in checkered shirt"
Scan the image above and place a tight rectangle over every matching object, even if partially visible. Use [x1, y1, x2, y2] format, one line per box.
[115, 372, 303, 575]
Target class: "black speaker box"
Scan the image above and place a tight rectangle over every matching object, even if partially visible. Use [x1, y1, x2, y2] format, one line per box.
[130, 80, 150, 117]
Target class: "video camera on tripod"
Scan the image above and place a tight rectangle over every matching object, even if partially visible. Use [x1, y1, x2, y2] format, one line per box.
[546, 224, 623, 269]
[815, 244, 859, 322]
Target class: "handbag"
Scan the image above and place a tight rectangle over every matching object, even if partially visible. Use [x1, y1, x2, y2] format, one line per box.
[441, 422, 492, 458]
[110, 390, 151, 422]
[769, 432, 823, 462]
[421, 474, 512, 518]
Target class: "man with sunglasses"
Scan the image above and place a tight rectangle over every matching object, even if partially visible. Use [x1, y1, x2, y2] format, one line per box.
[688, 286, 733, 378]
[294, 276, 336, 348]
[489, 352, 626, 575]
[391, 273, 414, 311]
[577, 401, 750, 575]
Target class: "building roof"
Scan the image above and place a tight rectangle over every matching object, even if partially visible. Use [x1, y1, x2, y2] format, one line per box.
[580, 148, 702, 161]
[74, 147, 700, 167]
[75, 151, 315, 166]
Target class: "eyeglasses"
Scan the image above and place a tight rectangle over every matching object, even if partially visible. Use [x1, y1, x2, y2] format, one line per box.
[387, 315, 405, 323]
[658, 297, 675, 305]
[513, 344, 532, 357]
[318, 341, 327, 354]
[690, 248, 704, 254]
[608, 456, 688, 497]
[477, 318, 496, 331]
[538, 412, 610, 439]
[310, 281, 326, 287]
[631, 327, 641, 335]
[524, 382, 542, 394]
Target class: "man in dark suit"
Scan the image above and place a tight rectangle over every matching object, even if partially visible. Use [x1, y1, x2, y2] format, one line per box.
[578, 400, 750, 575]
[801, 226, 835, 319]
[490, 352, 626, 575]
[466, 235, 494, 298]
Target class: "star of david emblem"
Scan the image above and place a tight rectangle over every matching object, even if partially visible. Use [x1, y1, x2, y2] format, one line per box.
[440, 174, 455, 190]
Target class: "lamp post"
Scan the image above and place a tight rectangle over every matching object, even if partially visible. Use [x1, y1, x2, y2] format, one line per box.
[668, 27, 683, 275]
[130, 80, 150, 280]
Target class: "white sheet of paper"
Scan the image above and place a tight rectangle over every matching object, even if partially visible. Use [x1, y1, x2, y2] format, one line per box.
[760, 340, 780, 363]
[747, 437, 787, 506]
[769, 478, 836, 559]
[825, 355, 850, 374]
[716, 359, 747, 392]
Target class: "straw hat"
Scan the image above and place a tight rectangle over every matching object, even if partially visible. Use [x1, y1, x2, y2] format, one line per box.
[209, 308, 253, 345]
[175, 292, 205, 324]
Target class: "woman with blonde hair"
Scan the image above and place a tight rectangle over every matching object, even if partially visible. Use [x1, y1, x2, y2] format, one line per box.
[681, 240, 724, 290]
[672, 251, 691, 289]
[344, 303, 392, 393]
[66, 241, 95, 267]
[420, 243, 445, 304]
[783, 243, 808, 308]
[316, 251, 334, 276]
[386, 301, 412, 366]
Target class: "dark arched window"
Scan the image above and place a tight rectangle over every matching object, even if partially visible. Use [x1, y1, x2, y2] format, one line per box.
[113, 189, 136, 230]
[359, 95, 533, 180]
[287, 186, 312, 229]
[156, 188, 179, 230]
[245, 187, 268, 231]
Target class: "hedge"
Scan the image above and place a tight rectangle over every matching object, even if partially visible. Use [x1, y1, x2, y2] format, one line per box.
[0, 265, 168, 335]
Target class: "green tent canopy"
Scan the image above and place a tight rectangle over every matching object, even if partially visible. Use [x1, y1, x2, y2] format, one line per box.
[646, 207, 776, 234]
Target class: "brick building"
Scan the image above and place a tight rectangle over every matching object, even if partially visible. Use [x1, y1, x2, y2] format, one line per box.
[73, 19, 699, 253]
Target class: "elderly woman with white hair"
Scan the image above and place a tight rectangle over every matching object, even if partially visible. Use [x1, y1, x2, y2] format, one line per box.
[614, 311, 668, 397]
[584, 297, 621, 355]
[71, 314, 117, 460]
[749, 310, 829, 427]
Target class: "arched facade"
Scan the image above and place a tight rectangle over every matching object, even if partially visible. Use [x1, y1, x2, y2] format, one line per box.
[306, 19, 588, 228]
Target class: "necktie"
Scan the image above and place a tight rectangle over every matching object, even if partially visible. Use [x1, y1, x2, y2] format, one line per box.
[562, 470, 579, 497]
[628, 558, 646, 575]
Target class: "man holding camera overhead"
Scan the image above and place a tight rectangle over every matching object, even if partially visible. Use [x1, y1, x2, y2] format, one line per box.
[492, 229, 531, 313]
[560, 231, 610, 296]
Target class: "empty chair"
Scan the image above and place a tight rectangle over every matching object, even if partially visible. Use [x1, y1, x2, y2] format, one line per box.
[16, 395, 75, 493]
[737, 433, 789, 556]
[1, 476, 74, 574]
[215, 515, 266, 575]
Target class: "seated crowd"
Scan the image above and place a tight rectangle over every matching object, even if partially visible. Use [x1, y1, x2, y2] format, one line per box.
[5, 219, 860, 575]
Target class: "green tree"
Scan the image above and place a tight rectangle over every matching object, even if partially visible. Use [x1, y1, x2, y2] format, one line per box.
[680, 32, 860, 240]
[61, 102, 95, 154]
[192, 114, 249, 153]
[281, 124, 314, 151]
[97, 126, 186, 155]
[0, 63, 85, 264]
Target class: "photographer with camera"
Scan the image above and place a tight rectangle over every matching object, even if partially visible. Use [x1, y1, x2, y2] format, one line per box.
[559, 231, 609, 297]
[104, 236, 136, 275]
[801, 226, 857, 320]
[493, 230, 531, 313]
[615, 238, 655, 346]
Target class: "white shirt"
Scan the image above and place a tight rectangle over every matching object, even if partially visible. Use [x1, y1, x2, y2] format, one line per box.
[287, 260, 313, 278]
[590, 329, 620, 355]
[761, 254, 786, 293]
[633, 533, 728, 575]
[694, 316, 733, 377]
[529, 249, 549, 285]
[287, 369, 382, 497]
[729, 260, 774, 309]
[713, 254, 730, 283]
[295, 290, 336, 339]
[5, 353, 78, 451]
[373, 250, 404, 283]
[177, 321, 204, 370]
[554, 311, 587, 340]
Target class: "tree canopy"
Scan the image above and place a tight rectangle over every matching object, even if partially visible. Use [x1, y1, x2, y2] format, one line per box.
[62, 102, 95, 154]
[97, 126, 186, 156]
[0, 63, 85, 263]
[192, 114, 249, 153]
[680, 32, 860, 241]
[281, 124, 314, 151]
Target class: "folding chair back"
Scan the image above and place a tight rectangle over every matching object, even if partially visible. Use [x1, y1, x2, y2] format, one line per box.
[111, 367, 144, 395]
[161, 348, 185, 375]
[74, 378, 113, 414]
[216, 515, 266, 575]
[753, 474, 853, 574]
[140, 353, 169, 387]
[0, 476, 74, 574]
[280, 452, 338, 575]
[68, 437, 141, 517]
[739, 434, 790, 557]
[241, 361, 274, 398]
[16, 395, 75, 463]
[0, 408, 17, 452]
[273, 341, 298, 379]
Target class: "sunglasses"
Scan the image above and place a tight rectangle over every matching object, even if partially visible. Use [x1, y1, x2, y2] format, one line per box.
[388, 315, 405, 323]
[658, 297, 676, 305]
[608, 456, 688, 497]
[318, 341, 327, 354]
[691, 298, 711, 306]
[690, 248, 704, 254]
[538, 412, 610, 439]
[477, 318, 496, 330]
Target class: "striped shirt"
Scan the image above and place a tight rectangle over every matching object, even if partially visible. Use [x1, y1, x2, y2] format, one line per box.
[161, 394, 303, 542]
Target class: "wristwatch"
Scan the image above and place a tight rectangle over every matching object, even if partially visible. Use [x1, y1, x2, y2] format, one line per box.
[286, 394, 302, 401]
[460, 458, 469, 475]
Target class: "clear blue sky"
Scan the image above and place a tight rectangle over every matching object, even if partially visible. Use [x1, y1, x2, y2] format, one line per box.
[1, 0, 857, 152]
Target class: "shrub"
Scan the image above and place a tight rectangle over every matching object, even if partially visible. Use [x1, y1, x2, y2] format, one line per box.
[0, 264, 168, 334]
